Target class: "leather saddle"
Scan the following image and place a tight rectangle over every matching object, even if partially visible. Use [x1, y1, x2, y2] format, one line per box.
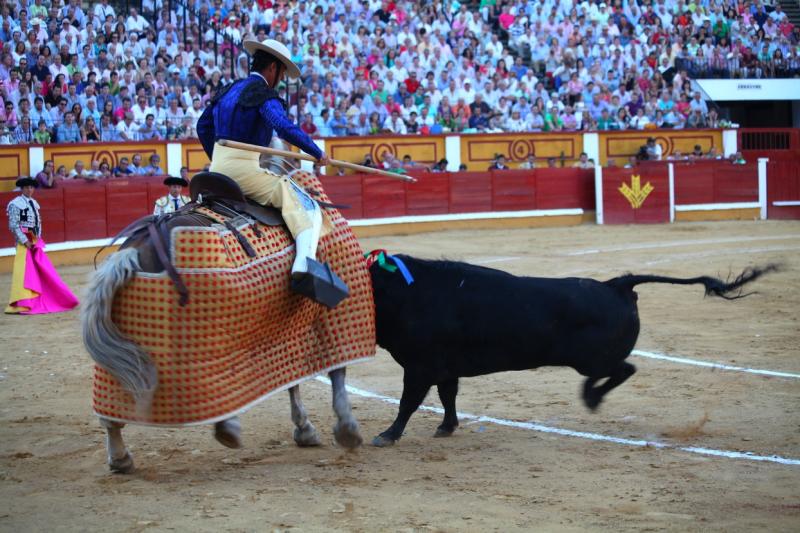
[190, 171, 283, 227]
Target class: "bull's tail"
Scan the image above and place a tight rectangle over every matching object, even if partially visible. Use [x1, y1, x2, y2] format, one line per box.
[609, 264, 779, 300]
[81, 248, 157, 414]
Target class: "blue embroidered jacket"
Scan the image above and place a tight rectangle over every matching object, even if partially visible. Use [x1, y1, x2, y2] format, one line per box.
[197, 74, 322, 160]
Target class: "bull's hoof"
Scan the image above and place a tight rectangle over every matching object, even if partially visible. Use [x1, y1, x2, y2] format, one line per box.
[433, 427, 456, 438]
[293, 424, 322, 447]
[214, 419, 243, 449]
[333, 420, 363, 450]
[371, 433, 397, 447]
[583, 389, 603, 412]
[108, 451, 134, 474]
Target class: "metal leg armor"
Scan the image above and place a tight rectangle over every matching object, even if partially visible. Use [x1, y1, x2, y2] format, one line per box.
[289, 190, 349, 308]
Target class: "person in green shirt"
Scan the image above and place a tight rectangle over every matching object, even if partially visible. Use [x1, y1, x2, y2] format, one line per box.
[30, 0, 48, 19]
[370, 81, 389, 104]
[596, 108, 615, 130]
[713, 19, 729, 40]
[67, 55, 82, 77]
[33, 120, 51, 144]
[543, 109, 563, 131]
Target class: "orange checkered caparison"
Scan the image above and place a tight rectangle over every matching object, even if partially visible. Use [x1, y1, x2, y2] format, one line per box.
[92, 171, 376, 426]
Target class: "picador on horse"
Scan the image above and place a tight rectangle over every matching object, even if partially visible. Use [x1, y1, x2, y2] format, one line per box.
[197, 37, 345, 307]
[82, 37, 376, 473]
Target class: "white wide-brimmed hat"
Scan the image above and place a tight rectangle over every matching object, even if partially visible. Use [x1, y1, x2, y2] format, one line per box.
[243, 37, 300, 79]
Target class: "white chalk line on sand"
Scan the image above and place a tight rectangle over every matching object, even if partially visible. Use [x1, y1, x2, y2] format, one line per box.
[316, 377, 800, 466]
[632, 350, 800, 379]
[566, 234, 800, 256]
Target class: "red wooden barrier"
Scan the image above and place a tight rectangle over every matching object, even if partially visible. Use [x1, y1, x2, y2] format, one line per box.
[1, 169, 597, 249]
[328, 168, 595, 217]
[405, 172, 450, 215]
[0, 176, 169, 248]
[673, 160, 759, 205]
[602, 165, 670, 224]
[768, 160, 800, 220]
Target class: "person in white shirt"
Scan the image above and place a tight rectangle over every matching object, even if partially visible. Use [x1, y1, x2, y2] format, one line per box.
[459, 81, 476, 104]
[689, 92, 708, 115]
[419, 107, 436, 129]
[59, 18, 79, 43]
[629, 108, 651, 130]
[505, 110, 527, 132]
[49, 54, 69, 80]
[184, 98, 203, 129]
[131, 95, 154, 126]
[399, 96, 418, 121]
[116, 112, 139, 141]
[382, 111, 408, 135]
[125, 8, 149, 33]
[383, 70, 399, 95]
[442, 79, 460, 106]
[93, 0, 116, 28]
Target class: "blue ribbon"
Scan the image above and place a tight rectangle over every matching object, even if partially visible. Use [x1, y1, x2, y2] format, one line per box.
[387, 255, 414, 285]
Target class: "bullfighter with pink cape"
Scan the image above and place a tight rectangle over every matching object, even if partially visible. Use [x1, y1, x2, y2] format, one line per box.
[5, 177, 78, 315]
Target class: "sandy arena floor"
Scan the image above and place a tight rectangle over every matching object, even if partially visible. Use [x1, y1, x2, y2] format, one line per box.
[1, 220, 799, 532]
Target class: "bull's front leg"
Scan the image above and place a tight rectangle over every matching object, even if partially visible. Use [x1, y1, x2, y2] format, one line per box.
[99, 417, 134, 473]
[329, 368, 363, 449]
[373, 372, 432, 447]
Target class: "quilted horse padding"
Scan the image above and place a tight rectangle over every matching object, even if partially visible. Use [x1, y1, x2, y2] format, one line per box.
[93, 170, 376, 426]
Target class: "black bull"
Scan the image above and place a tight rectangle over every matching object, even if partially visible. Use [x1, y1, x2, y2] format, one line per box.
[369, 255, 775, 447]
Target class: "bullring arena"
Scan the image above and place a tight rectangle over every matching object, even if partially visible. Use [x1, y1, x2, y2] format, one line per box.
[1, 218, 798, 531]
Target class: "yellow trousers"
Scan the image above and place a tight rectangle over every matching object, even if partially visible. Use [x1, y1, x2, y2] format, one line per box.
[5, 242, 35, 314]
[209, 142, 329, 237]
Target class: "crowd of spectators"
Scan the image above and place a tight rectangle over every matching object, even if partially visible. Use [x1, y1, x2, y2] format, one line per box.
[0, 0, 797, 147]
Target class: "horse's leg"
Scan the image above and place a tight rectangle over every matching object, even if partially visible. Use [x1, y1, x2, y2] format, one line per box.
[214, 417, 243, 449]
[99, 417, 134, 474]
[289, 385, 321, 447]
[329, 367, 363, 449]
[582, 362, 637, 411]
[373, 372, 432, 447]
[434, 378, 460, 438]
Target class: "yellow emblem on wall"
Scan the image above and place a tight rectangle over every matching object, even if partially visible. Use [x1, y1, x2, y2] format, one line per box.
[619, 175, 654, 209]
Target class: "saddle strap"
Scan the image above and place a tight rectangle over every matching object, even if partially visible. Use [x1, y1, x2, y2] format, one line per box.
[223, 220, 257, 258]
[147, 222, 190, 307]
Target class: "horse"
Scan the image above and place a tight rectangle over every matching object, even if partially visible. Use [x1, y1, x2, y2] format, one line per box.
[82, 169, 376, 473]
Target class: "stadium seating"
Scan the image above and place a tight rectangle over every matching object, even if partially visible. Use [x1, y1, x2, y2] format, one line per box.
[0, 0, 797, 153]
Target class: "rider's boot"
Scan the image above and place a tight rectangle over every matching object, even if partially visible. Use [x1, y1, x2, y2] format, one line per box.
[290, 203, 349, 308]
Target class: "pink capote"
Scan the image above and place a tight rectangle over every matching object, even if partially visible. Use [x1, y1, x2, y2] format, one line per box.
[14, 239, 79, 314]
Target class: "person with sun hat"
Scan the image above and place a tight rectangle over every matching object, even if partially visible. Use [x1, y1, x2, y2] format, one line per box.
[197, 36, 345, 307]
[153, 176, 191, 216]
[6, 176, 78, 314]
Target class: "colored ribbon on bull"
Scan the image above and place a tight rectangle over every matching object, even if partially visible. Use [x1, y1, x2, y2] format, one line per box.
[389, 255, 414, 285]
[364, 250, 414, 285]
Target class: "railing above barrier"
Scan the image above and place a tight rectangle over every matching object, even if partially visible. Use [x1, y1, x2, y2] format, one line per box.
[739, 129, 800, 152]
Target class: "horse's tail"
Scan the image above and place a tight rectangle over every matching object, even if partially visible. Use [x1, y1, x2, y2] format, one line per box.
[608, 264, 779, 300]
[81, 248, 157, 413]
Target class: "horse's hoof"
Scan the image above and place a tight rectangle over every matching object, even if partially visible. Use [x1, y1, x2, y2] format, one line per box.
[294, 425, 322, 447]
[333, 421, 363, 450]
[371, 434, 397, 448]
[433, 427, 455, 438]
[214, 420, 243, 449]
[109, 451, 134, 474]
